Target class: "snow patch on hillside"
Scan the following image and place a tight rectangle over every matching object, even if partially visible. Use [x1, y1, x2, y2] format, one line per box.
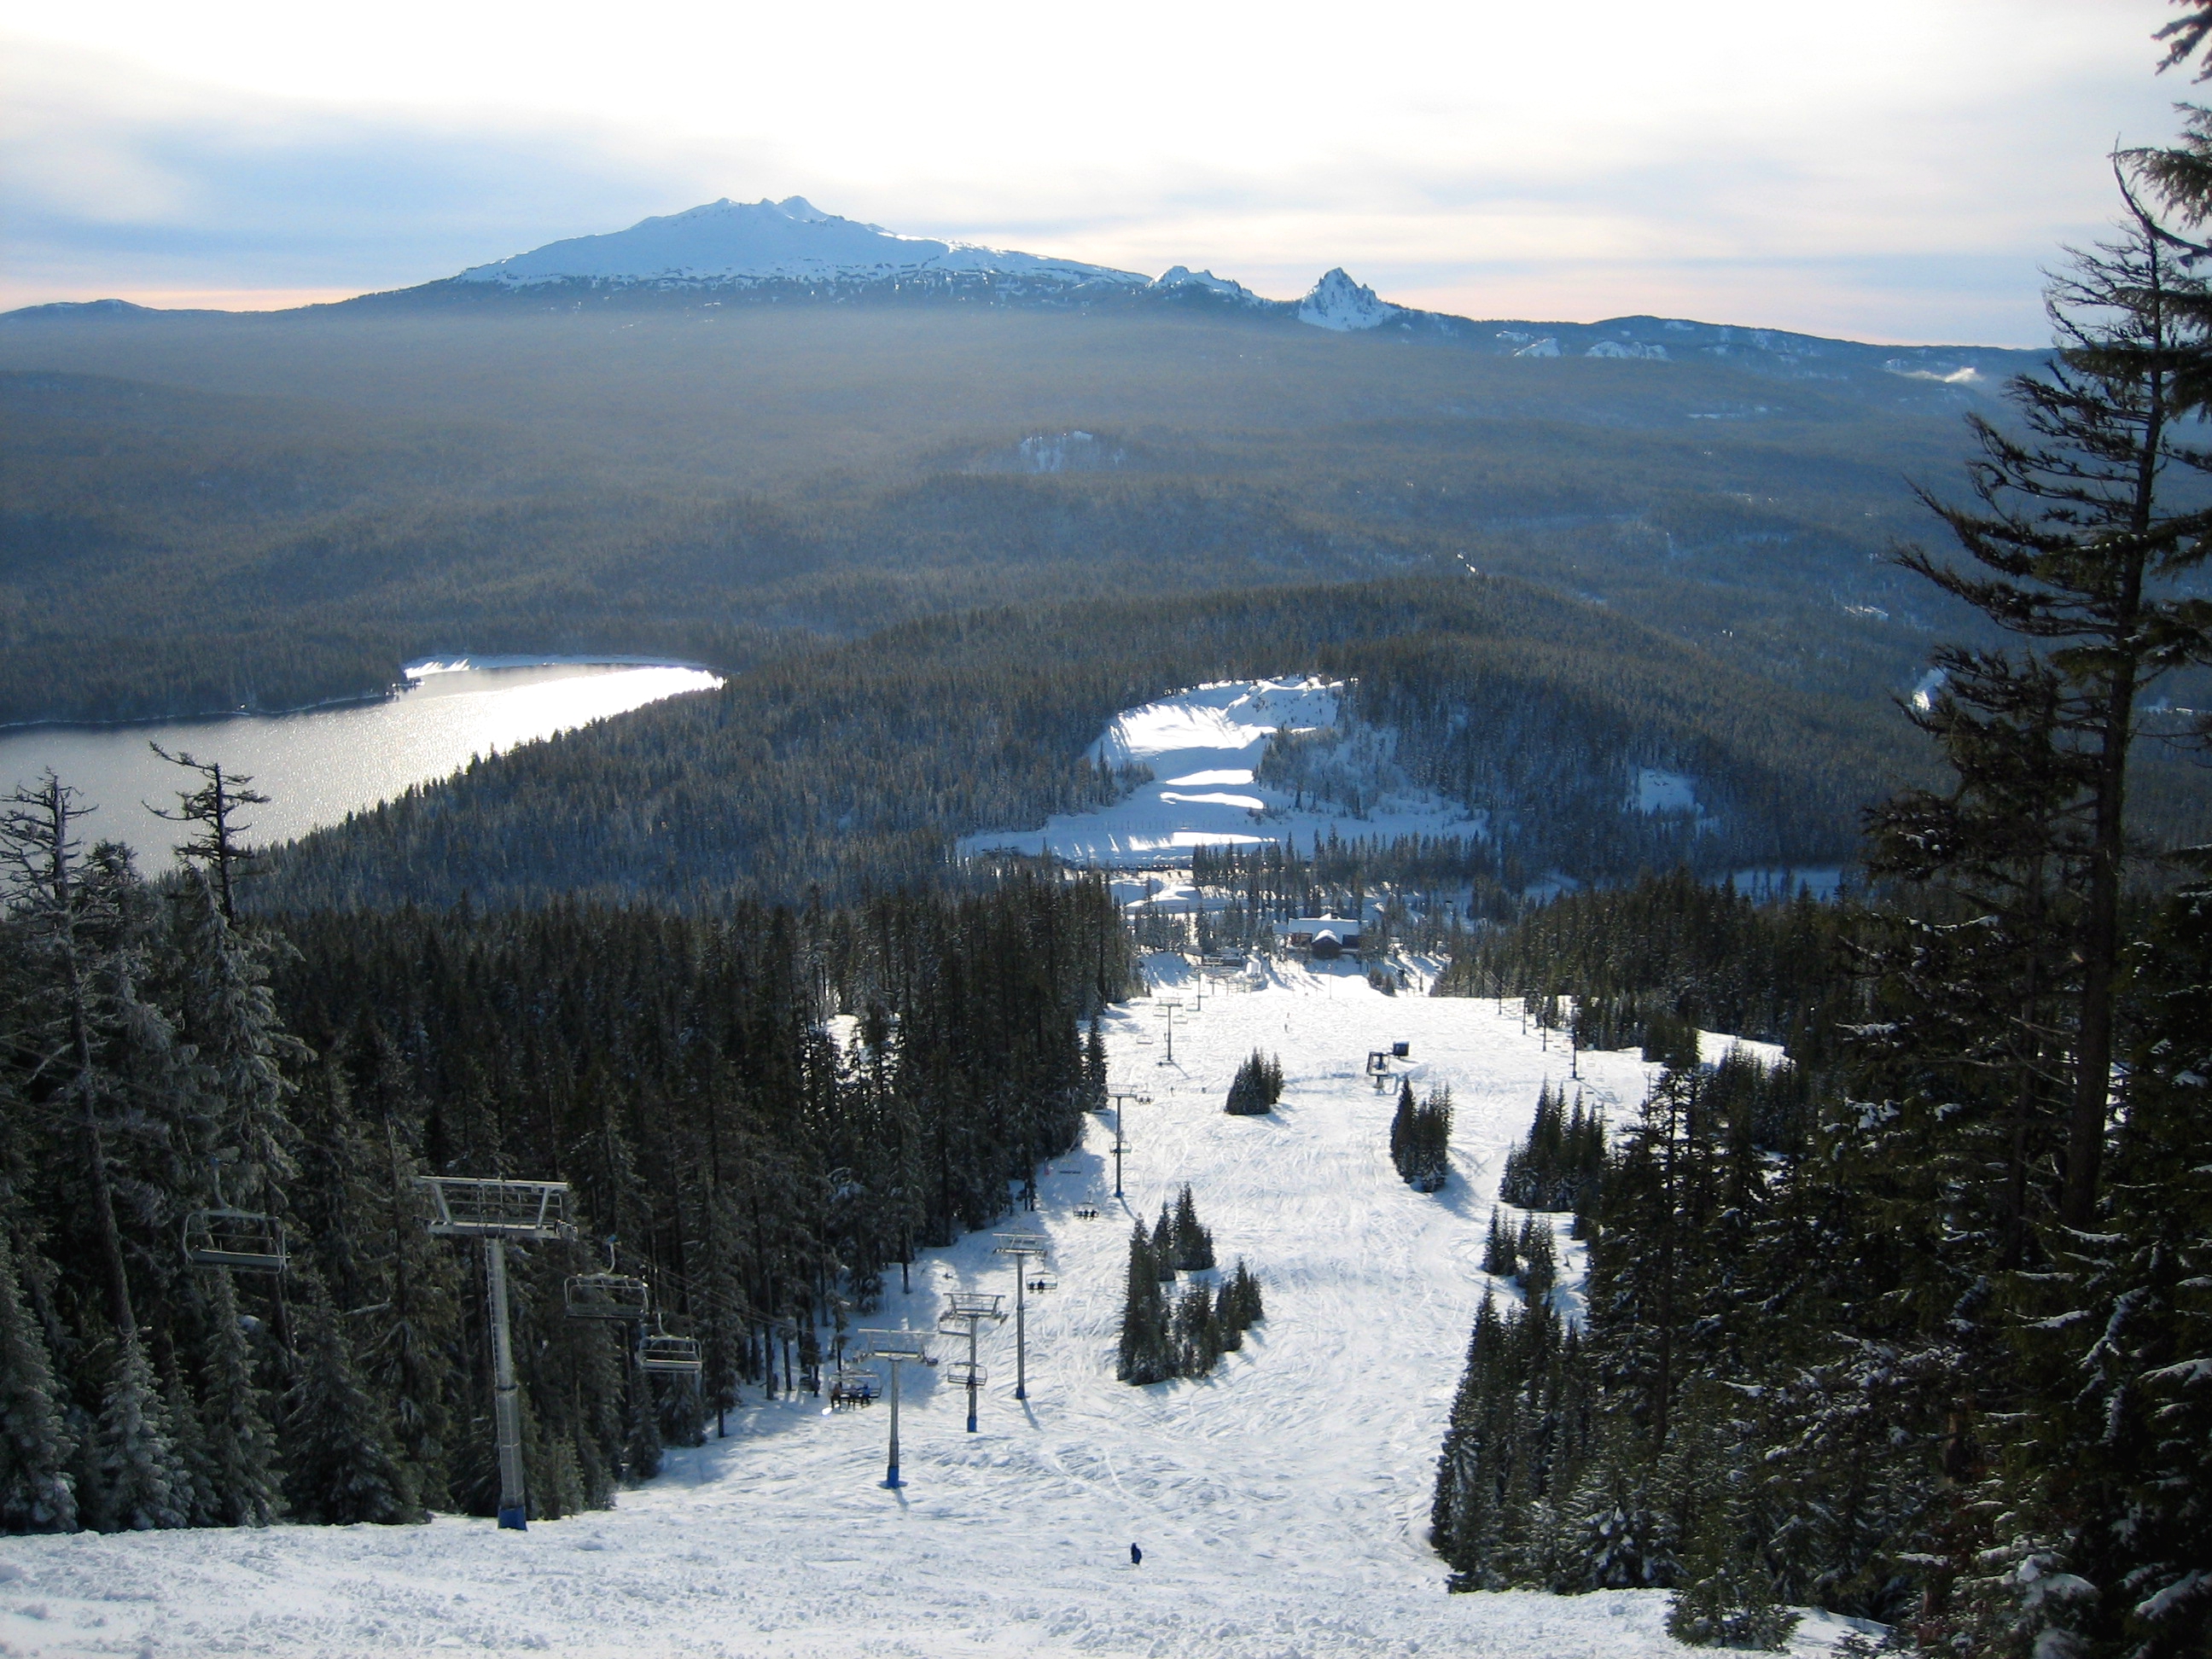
[962, 678, 1482, 866]
[1630, 767, 1698, 814]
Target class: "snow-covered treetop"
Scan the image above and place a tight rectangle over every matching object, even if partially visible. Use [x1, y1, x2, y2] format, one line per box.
[455, 196, 1151, 290]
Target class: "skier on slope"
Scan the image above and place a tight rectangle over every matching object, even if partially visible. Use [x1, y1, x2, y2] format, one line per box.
[1130, 1542, 1143, 1566]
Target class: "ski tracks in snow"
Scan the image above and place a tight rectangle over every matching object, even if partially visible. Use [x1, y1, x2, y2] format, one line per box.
[0, 960, 1871, 1658]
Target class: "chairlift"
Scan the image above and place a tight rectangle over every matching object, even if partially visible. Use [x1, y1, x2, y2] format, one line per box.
[1026, 1272, 1058, 1294]
[829, 1368, 880, 1407]
[565, 1273, 651, 1321]
[182, 1161, 288, 1273]
[946, 1359, 986, 1388]
[183, 1206, 288, 1273]
[418, 1176, 573, 1240]
[637, 1318, 704, 1375]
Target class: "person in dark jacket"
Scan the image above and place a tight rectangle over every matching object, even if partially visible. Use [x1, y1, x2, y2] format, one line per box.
[1130, 1542, 1143, 1566]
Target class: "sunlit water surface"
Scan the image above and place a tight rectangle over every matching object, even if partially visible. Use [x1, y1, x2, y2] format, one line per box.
[0, 661, 722, 859]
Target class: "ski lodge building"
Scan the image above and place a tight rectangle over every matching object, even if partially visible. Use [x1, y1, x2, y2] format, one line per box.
[1273, 916, 1364, 959]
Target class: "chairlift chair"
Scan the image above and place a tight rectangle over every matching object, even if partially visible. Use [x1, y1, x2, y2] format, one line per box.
[830, 1368, 880, 1407]
[182, 1160, 288, 1273]
[564, 1272, 651, 1321]
[183, 1206, 288, 1273]
[1027, 1272, 1058, 1294]
[946, 1359, 986, 1388]
[637, 1323, 704, 1375]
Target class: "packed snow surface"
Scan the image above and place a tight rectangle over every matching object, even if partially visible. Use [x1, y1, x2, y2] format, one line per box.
[960, 678, 1481, 866]
[0, 963, 1873, 1658]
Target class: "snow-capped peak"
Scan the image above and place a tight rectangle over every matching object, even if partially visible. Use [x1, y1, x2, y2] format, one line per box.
[454, 197, 1149, 291]
[1152, 265, 1263, 305]
[1296, 269, 1400, 333]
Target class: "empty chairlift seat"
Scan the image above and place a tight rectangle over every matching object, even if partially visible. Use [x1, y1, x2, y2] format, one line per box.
[564, 1273, 651, 1321]
[637, 1327, 704, 1374]
[183, 1206, 289, 1273]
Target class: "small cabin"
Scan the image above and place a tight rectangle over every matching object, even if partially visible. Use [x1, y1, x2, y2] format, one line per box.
[1275, 916, 1364, 959]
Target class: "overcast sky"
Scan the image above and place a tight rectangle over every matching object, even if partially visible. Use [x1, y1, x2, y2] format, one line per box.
[0, 0, 2196, 342]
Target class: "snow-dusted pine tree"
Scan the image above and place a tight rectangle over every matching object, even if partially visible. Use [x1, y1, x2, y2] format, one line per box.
[92, 1334, 189, 1532]
[0, 1231, 75, 1533]
[279, 1268, 417, 1525]
[195, 1271, 280, 1527]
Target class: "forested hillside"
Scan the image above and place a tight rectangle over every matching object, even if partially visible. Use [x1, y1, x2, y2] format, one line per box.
[252, 576, 1910, 911]
[0, 771, 1131, 1530]
[0, 297, 2031, 725]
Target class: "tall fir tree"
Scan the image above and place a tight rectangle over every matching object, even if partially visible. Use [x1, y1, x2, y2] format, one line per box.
[279, 1268, 418, 1525]
[91, 1335, 189, 1532]
[0, 1231, 74, 1532]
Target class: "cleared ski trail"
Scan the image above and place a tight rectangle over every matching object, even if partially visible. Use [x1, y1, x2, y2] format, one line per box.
[0, 959, 1874, 1658]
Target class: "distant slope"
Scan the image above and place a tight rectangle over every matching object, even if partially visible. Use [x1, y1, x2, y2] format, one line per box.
[0, 287, 2039, 726]
[253, 577, 1909, 911]
[452, 195, 1150, 294]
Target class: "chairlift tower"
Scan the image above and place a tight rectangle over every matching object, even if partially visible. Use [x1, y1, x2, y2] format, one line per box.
[1106, 1092, 1148, 1200]
[936, 1292, 1004, 1432]
[420, 1177, 574, 1530]
[992, 1234, 1051, 1401]
[1155, 998, 1183, 1067]
[854, 1329, 930, 1487]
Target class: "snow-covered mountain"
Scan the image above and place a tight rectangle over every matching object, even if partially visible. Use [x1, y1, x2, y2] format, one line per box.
[456, 195, 1150, 294]
[9, 194, 2038, 386]
[1296, 268, 1400, 332]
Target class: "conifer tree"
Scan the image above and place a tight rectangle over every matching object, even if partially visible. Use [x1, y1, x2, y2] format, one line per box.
[279, 1269, 417, 1525]
[1481, 1208, 1519, 1279]
[169, 869, 308, 1218]
[0, 1231, 74, 1533]
[1117, 1224, 1173, 1384]
[1172, 1283, 1221, 1377]
[1171, 1185, 1214, 1272]
[622, 1355, 664, 1483]
[1082, 1019, 1109, 1115]
[92, 1335, 189, 1532]
[194, 1271, 281, 1527]
[1390, 1077, 1415, 1174]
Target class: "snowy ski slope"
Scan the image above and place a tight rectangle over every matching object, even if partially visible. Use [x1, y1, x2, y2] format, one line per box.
[0, 959, 1874, 1658]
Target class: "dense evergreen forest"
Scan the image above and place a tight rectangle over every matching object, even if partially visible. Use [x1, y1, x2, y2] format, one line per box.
[252, 576, 1910, 911]
[0, 293, 2034, 726]
[1425, 50, 2212, 1653]
[0, 765, 1133, 1532]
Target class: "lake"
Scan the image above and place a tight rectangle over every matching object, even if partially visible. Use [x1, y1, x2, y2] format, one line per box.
[0, 660, 723, 859]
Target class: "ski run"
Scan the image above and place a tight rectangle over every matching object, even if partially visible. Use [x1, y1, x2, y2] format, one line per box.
[0, 953, 1879, 1658]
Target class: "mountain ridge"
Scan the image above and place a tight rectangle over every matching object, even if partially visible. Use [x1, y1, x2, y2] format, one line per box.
[3, 195, 2039, 382]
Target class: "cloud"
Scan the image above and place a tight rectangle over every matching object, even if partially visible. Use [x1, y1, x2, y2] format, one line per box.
[0, 3, 2192, 343]
[0, 40, 746, 301]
